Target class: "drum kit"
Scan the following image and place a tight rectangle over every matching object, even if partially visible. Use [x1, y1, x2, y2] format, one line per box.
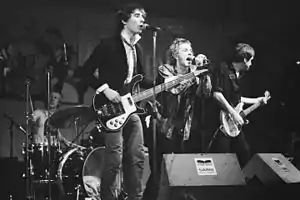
[0, 40, 129, 199]
[21, 102, 113, 200]
[4, 74, 126, 200]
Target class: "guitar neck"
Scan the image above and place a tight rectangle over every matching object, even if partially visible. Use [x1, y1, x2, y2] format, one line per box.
[133, 72, 196, 103]
[242, 102, 262, 117]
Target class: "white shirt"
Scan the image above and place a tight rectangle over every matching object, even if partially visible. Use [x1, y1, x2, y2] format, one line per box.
[121, 30, 141, 84]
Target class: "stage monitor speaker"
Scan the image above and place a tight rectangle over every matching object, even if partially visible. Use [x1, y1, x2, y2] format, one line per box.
[158, 153, 247, 200]
[243, 153, 300, 185]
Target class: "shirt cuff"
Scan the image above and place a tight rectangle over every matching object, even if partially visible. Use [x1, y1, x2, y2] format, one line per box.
[96, 83, 109, 94]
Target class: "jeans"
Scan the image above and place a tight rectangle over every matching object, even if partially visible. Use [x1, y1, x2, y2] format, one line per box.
[207, 128, 251, 168]
[101, 114, 145, 200]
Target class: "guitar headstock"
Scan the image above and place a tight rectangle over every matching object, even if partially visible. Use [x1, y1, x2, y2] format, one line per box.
[262, 90, 271, 104]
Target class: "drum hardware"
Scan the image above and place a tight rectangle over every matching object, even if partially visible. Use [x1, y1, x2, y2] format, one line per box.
[85, 123, 105, 148]
[75, 185, 82, 200]
[74, 116, 81, 138]
[71, 122, 90, 146]
[45, 68, 53, 200]
[24, 78, 34, 200]
[63, 42, 68, 66]
[22, 142, 61, 183]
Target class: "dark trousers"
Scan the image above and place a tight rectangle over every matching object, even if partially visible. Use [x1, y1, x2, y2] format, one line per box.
[207, 128, 251, 168]
[101, 114, 145, 200]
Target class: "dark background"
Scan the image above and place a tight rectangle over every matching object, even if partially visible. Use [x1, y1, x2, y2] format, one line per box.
[0, 0, 300, 199]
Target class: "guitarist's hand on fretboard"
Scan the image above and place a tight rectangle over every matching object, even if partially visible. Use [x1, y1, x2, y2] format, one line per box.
[257, 91, 271, 105]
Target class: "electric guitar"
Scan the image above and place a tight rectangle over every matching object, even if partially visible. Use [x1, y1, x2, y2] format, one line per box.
[220, 90, 271, 137]
[92, 69, 208, 131]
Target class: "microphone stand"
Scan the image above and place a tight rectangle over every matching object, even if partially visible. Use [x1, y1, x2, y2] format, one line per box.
[8, 116, 14, 158]
[46, 69, 52, 200]
[151, 30, 158, 186]
[25, 79, 33, 200]
[3, 113, 27, 135]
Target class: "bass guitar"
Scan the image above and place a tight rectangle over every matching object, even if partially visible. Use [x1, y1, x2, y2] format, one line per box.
[220, 90, 271, 137]
[92, 69, 208, 131]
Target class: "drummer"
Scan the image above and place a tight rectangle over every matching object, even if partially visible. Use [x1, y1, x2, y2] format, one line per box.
[31, 87, 70, 147]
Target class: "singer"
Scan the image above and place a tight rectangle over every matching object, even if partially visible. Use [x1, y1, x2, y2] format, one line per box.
[142, 37, 212, 200]
[82, 2, 148, 200]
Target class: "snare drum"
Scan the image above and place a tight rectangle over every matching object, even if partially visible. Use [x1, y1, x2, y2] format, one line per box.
[57, 146, 116, 199]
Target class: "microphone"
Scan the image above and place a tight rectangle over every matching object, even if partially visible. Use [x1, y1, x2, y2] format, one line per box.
[187, 55, 211, 66]
[142, 23, 161, 31]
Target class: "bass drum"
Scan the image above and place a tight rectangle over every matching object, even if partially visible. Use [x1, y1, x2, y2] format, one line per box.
[57, 146, 106, 199]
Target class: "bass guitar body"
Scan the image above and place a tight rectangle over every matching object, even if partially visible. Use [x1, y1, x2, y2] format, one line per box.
[92, 75, 144, 132]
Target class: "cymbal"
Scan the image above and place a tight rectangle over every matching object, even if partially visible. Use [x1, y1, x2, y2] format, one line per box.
[60, 101, 82, 106]
[49, 105, 97, 129]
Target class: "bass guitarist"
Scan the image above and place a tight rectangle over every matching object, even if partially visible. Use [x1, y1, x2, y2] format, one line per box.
[207, 43, 269, 168]
[82, 3, 148, 200]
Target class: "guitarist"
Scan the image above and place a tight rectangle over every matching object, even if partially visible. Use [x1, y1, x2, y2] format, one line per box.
[207, 43, 268, 168]
[142, 38, 212, 200]
[82, 3, 148, 200]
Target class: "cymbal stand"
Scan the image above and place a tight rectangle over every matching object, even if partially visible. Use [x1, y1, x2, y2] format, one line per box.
[71, 122, 90, 145]
[74, 116, 80, 137]
[25, 79, 34, 200]
[75, 185, 81, 200]
[46, 69, 52, 200]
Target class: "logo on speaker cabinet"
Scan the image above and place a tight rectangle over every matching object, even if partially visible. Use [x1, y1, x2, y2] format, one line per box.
[194, 158, 217, 175]
[272, 157, 290, 173]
